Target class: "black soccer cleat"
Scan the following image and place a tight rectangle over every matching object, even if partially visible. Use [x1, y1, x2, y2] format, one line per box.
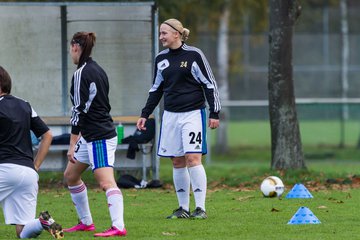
[190, 207, 207, 219]
[166, 207, 190, 219]
[39, 211, 64, 239]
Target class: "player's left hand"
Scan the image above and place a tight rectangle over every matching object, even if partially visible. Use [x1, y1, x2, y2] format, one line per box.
[208, 118, 219, 129]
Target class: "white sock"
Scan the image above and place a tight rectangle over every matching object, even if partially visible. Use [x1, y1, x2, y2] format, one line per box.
[189, 165, 207, 211]
[68, 182, 93, 225]
[19, 219, 43, 238]
[173, 167, 190, 212]
[106, 188, 125, 230]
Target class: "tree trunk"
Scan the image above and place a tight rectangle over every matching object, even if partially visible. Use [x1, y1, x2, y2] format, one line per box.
[215, 2, 230, 153]
[268, 0, 305, 170]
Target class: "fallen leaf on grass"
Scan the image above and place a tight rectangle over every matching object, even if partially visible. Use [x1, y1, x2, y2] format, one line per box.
[231, 208, 241, 211]
[271, 208, 280, 212]
[234, 196, 255, 202]
[126, 194, 138, 197]
[317, 205, 327, 209]
[162, 232, 176, 236]
[328, 197, 344, 203]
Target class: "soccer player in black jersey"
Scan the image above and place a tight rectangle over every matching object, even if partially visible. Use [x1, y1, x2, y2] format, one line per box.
[0, 66, 64, 238]
[63, 32, 126, 237]
[137, 18, 221, 219]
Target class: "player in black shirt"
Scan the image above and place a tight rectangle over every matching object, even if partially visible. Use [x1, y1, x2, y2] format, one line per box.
[137, 18, 221, 219]
[0, 66, 64, 238]
[63, 32, 126, 237]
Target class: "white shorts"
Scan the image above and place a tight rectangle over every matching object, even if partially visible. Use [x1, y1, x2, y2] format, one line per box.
[0, 163, 39, 225]
[74, 136, 117, 171]
[158, 109, 207, 157]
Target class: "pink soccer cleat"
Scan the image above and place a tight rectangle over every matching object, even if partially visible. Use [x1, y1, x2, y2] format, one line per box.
[63, 221, 95, 232]
[94, 226, 127, 237]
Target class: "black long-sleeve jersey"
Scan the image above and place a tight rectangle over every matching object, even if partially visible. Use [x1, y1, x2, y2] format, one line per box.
[141, 43, 221, 119]
[0, 95, 49, 170]
[70, 58, 116, 142]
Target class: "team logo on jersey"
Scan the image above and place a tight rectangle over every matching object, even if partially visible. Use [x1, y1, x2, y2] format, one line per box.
[158, 59, 169, 70]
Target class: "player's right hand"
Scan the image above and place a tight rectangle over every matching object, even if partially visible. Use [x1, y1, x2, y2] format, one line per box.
[67, 146, 76, 163]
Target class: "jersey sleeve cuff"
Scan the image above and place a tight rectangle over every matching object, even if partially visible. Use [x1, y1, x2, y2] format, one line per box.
[71, 125, 80, 135]
[209, 112, 219, 119]
[140, 112, 150, 119]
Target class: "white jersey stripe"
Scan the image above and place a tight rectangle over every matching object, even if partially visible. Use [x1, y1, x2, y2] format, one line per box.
[182, 44, 221, 113]
[71, 62, 87, 126]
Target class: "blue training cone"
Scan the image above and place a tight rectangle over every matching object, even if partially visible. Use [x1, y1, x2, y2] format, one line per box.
[288, 206, 321, 224]
[285, 183, 313, 198]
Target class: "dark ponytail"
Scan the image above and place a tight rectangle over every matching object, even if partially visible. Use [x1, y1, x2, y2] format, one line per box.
[71, 32, 96, 67]
[0, 66, 12, 94]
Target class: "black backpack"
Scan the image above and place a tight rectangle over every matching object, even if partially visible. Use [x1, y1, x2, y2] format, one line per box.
[131, 118, 155, 144]
[121, 118, 155, 159]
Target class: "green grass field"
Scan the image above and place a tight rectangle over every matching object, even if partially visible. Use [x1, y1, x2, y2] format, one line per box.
[1, 157, 359, 239]
[1, 120, 360, 239]
[0, 185, 359, 239]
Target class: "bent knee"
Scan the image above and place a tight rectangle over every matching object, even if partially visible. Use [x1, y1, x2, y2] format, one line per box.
[98, 181, 117, 191]
[63, 169, 72, 181]
[63, 170, 81, 185]
[185, 154, 202, 167]
[172, 157, 186, 168]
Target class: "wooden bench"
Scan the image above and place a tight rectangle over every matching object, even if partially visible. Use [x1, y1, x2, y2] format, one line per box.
[38, 116, 156, 181]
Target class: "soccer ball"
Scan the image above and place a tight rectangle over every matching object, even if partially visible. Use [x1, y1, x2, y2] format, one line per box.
[260, 176, 285, 197]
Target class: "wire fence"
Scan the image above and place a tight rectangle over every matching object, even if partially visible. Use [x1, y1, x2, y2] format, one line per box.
[218, 98, 360, 148]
